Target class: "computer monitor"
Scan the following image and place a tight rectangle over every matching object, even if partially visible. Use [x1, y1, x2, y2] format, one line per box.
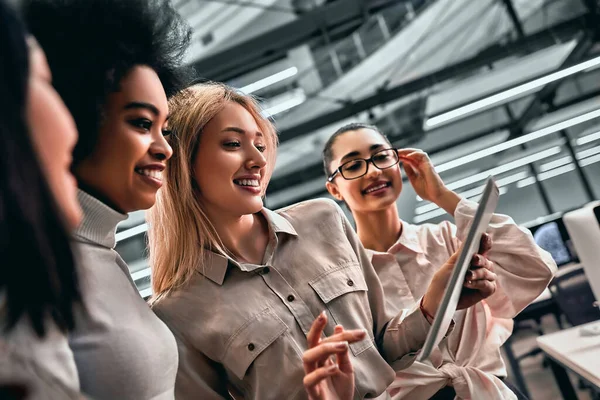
[527, 216, 578, 267]
[563, 203, 600, 302]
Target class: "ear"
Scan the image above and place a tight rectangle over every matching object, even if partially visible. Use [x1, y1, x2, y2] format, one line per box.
[326, 181, 344, 201]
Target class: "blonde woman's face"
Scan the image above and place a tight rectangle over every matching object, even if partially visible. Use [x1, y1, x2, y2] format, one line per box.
[193, 102, 269, 217]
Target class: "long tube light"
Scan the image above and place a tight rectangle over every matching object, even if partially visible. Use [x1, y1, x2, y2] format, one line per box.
[425, 55, 600, 129]
[435, 109, 600, 173]
[415, 171, 528, 215]
[445, 146, 562, 192]
[263, 91, 306, 117]
[239, 67, 298, 95]
[576, 130, 600, 146]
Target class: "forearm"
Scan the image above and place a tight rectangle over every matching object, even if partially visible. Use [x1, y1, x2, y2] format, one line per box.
[434, 189, 462, 217]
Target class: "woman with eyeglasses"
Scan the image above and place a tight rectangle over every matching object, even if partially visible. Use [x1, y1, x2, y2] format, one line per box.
[322, 123, 557, 400]
[147, 82, 498, 400]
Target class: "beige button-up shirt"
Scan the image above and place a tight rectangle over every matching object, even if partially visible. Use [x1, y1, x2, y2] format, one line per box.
[153, 199, 435, 400]
[369, 199, 557, 400]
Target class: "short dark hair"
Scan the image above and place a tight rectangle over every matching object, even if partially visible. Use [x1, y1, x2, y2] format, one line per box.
[22, 0, 193, 165]
[322, 122, 391, 177]
[0, 0, 80, 338]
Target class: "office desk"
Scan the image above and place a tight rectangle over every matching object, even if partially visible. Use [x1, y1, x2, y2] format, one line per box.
[537, 321, 600, 399]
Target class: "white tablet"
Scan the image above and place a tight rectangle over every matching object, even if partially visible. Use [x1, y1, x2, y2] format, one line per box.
[417, 176, 499, 362]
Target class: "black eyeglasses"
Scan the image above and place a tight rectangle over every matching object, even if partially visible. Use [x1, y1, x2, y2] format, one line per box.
[328, 148, 399, 182]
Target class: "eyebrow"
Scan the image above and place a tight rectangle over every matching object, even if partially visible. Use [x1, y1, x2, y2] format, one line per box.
[340, 143, 385, 163]
[124, 102, 161, 116]
[221, 127, 264, 137]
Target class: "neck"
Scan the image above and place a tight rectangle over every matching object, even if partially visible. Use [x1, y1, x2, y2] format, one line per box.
[204, 204, 269, 265]
[353, 203, 402, 253]
[77, 180, 125, 214]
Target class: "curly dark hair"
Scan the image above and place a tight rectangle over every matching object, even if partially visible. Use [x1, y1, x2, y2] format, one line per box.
[0, 0, 81, 338]
[22, 0, 193, 165]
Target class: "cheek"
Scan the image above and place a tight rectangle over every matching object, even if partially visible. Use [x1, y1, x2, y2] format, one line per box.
[96, 121, 151, 168]
[27, 84, 73, 172]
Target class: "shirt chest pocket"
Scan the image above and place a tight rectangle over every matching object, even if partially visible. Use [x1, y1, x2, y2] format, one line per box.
[222, 307, 289, 380]
[309, 263, 374, 356]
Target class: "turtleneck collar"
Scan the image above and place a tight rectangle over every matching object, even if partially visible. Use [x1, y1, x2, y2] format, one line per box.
[73, 189, 128, 249]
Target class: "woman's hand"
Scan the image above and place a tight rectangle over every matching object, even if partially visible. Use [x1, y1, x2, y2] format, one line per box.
[302, 312, 365, 400]
[397, 149, 461, 215]
[421, 234, 497, 318]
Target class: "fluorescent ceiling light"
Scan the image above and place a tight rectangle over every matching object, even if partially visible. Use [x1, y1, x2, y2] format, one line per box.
[425, 55, 600, 128]
[131, 267, 151, 282]
[580, 153, 600, 167]
[537, 163, 576, 180]
[516, 176, 537, 188]
[139, 287, 152, 298]
[240, 67, 298, 95]
[576, 144, 600, 160]
[435, 108, 600, 173]
[115, 223, 148, 242]
[445, 146, 562, 191]
[263, 91, 306, 117]
[415, 186, 508, 223]
[415, 171, 527, 215]
[576, 130, 600, 146]
[517, 150, 600, 188]
[539, 155, 572, 172]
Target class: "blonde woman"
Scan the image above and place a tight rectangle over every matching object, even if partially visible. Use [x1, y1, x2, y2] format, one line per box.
[147, 82, 498, 400]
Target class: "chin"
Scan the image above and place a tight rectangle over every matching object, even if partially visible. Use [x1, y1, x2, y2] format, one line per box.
[237, 198, 264, 215]
[131, 194, 158, 212]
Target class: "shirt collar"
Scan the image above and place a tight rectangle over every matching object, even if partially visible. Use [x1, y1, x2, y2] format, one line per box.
[261, 208, 297, 236]
[199, 208, 297, 285]
[388, 221, 423, 254]
[73, 189, 128, 249]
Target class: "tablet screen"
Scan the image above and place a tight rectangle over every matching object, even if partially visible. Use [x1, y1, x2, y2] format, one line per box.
[417, 176, 499, 362]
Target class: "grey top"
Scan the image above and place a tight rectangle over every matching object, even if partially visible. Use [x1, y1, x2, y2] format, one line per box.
[0, 299, 80, 396]
[70, 190, 178, 400]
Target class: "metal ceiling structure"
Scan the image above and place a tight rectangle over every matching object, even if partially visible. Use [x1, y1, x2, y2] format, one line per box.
[121, 0, 600, 306]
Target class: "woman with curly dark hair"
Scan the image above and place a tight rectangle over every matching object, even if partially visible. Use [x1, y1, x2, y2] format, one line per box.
[0, 0, 83, 398]
[22, 0, 192, 398]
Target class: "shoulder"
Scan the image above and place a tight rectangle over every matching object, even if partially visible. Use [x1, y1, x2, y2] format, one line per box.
[274, 198, 348, 236]
[276, 198, 344, 223]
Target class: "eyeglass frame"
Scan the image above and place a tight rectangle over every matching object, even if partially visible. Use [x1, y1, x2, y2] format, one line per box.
[327, 147, 400, 182]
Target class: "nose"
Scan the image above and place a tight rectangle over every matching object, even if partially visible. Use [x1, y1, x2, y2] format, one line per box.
[150, 132, 174, 161]
[364, 160, 382, 179]
[245, 145, 267, 170]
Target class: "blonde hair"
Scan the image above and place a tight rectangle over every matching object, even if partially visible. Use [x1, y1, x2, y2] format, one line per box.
[147, 82, 278, 303]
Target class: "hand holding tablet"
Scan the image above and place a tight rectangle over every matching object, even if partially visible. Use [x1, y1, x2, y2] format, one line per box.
[418, 177, 500, 361]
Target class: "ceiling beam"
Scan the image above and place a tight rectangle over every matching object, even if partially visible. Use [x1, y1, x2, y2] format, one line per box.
[277, 14, 592, 143]
[190, 0, 400, 81]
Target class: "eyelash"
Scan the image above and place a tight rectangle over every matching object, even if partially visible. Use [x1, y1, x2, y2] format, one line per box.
[223, 141, 266, 152]
[128, 118, 171, 136]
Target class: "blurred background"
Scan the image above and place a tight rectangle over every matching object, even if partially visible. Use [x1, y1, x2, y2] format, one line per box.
[101, 0, 599, 398]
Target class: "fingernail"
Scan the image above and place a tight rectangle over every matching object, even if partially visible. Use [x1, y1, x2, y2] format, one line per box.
[327, 364, 338, 372]
[318, 311, 326, 321]
[335, 341, 348, 350]
[355, 329, 367, 338]
[467, 270, 474, 278]
[467, 280, 472, 285]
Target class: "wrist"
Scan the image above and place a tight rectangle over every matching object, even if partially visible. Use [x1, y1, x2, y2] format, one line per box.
[434, 189, 461, 216]
[420, 295, 436, 323]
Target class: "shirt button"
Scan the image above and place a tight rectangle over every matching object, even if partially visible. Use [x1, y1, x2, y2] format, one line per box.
[347, 279, 354, 287]
[287, 295, 295, 302]
[260, 267, 270, 275]
[248, 343, 255, 351]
